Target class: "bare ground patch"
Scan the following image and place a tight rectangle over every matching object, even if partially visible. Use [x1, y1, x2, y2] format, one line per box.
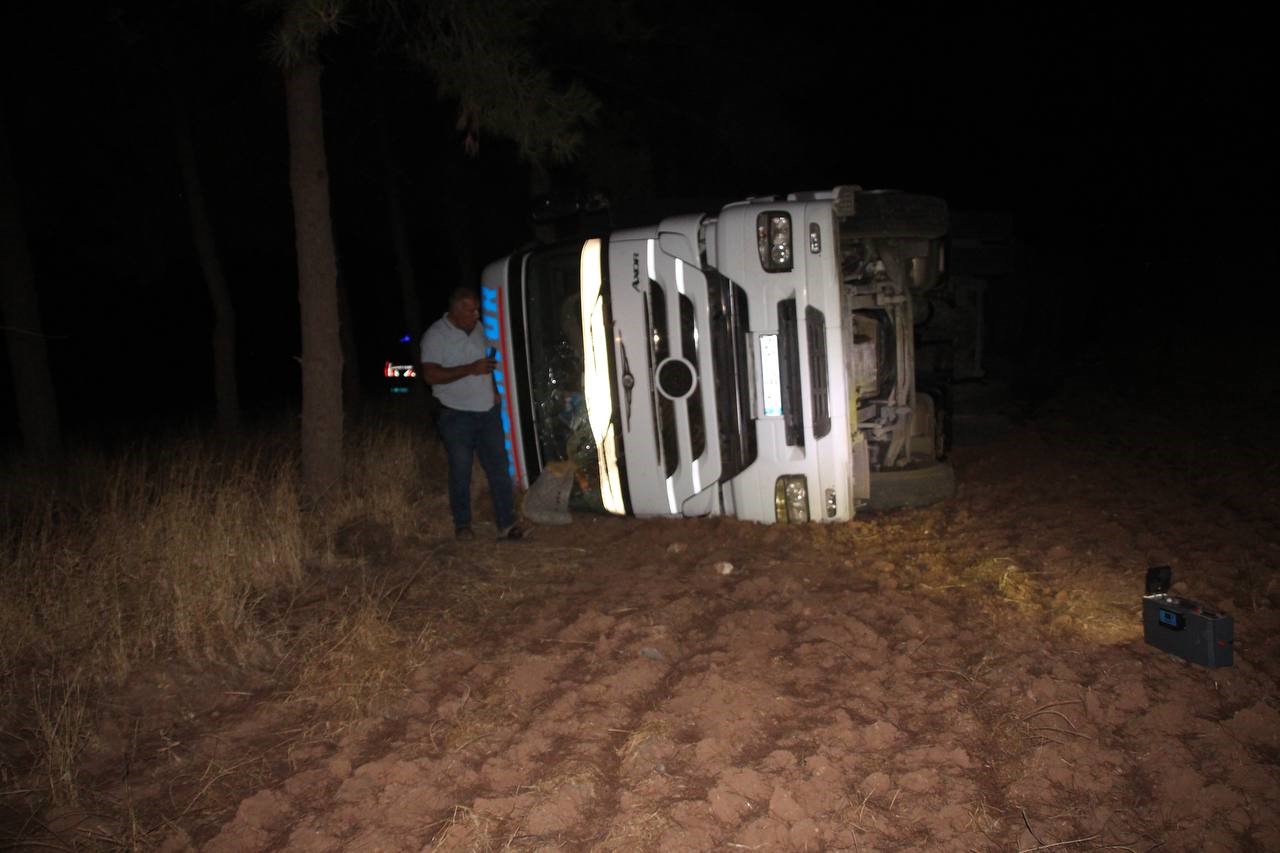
[5, 398, 1279, 851]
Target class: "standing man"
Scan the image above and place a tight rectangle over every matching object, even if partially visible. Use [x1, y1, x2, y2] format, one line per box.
[420, 287, 525, 541]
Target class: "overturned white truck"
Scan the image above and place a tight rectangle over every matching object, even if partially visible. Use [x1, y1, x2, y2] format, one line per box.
[480, 185, 954, 524]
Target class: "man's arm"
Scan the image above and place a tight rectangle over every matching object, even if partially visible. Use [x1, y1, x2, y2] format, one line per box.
[419, 357, 494, 386]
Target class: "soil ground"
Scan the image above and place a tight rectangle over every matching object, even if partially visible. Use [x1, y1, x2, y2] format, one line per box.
[13, 376, 1280, 851]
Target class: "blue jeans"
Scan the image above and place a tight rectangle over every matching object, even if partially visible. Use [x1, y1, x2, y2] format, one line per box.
[436, 404, 515, 531]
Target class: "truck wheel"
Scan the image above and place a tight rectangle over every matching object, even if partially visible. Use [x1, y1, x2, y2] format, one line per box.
[866, 460, 955, 511]
[918, 383, 953, 458]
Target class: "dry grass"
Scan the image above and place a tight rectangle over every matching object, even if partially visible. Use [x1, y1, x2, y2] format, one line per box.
[613, 718, 669, 762]
[286, 581, 433, 719]
[962, 556, 1037, 603]
[436, 679, 522, 754]
[29, 668, 90, 807]
[0, 414, 442, 828]
[428, 804, 508, 851]
[597, 809, 672, 850]
[918, 550, 1140, 645]
[0, 437, 304, 689]
[1045, 584, 1143, 645]
[340, 413, 446, 539]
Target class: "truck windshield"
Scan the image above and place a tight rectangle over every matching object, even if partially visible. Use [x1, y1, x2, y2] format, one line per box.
[522, 244, 606, 512]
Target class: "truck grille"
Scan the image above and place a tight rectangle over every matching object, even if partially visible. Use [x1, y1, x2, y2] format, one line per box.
[806, 305, 831, 439]
[778, 298, 805, 447]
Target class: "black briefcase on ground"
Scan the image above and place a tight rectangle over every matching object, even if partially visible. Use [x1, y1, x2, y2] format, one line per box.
[1142, 592, 1234, 668]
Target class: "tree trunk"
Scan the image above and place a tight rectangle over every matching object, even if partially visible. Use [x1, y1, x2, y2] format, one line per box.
[0, 103, 61, 460]
[284, 59, 343, 502]
[173, 102, 240, 435]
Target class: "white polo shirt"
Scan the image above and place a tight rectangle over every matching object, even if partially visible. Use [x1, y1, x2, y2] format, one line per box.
[420, 313, 495, 412]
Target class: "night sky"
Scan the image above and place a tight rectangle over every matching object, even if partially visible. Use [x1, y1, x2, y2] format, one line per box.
[1, 2, 1274, 445]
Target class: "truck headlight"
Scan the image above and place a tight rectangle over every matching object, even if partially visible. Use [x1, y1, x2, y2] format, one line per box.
[757, 212, 793, 272]
[774, 475, 810, 523]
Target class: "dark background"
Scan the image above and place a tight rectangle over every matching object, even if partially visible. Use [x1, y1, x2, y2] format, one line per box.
[1, 2, 1274, 445]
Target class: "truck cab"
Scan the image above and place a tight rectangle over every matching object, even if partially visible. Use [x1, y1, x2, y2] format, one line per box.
[480, 185, 952, 524]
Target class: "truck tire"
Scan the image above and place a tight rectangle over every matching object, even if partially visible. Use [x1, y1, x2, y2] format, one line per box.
[866, 460, 955, 511]
[918, 383, 953, 458]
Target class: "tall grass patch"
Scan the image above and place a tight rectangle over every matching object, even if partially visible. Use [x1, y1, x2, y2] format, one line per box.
[1, 413, 444, 820]
[339, 410, 444, 538]
[0, 434, 304, 806]
[1, 438, 303, 687]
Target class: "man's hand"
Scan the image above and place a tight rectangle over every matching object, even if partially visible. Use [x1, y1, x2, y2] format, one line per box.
[469, 356, 497, 376]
